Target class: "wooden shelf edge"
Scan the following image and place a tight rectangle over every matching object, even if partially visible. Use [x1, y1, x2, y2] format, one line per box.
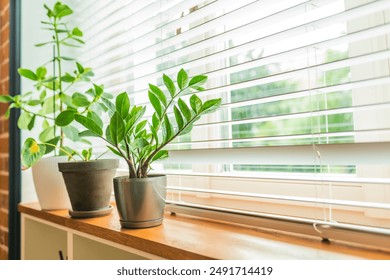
[18, 202, 390, 260]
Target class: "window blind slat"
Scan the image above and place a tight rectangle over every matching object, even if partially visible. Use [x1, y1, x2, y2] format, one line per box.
[68, 0, 390, 242]
[164, 142, 390, 165]
[94, 22, 390, 94]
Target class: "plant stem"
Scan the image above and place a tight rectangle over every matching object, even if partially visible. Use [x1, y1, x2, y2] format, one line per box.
[20, 107, 55, 120]
[115, 143, 136, 178]
[63, 81, 76, 95]
[149, 86, 188, 146]
[99, 134, 136, 178]
[95, 150, 108, 160]
[43, 142, 78, 161]
[53, 18, 64, 147]
[142, 114, 199, 177]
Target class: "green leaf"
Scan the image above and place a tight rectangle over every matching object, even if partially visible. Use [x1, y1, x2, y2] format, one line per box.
[60, 56, 75, 61]
[74, 114, 103, 136]
[135, 120, 148, 134]
[190, 94, 202, 114]
[149, 124, 159, 147]
[179, 122, 194, 136]
[61, 42, 81, 48]
[60, 94, 75, 109]
[42, 119, 50, 129]
[76, 62, 84, 74]
[190, 86, 205, 91]
[81, 68, 94, 81]
[18, 68, 37, 81]
[43, 136, 60, 155]
[40, 21, 53, 25]
[94, 84, 104, 97]
[152, 150, 169, 162]
[81, 138, 92, 146]
[87, 111, 103, 129]
[162, 115, 173, 143]
[102, 91, 113, 99]
[81, 149, 88, 161]
[174, 105, 184, 130]
[152, 112, 160, 129]
[27, 100, 41, 106]
[101, 97, 115, 114]
[72, 27, 83, 37]
[133, 105, 146, 123]
[22, 91, 33, 98]
[134, 138, 149, 149]
[5, 107, 10, 118]
[0, 95, 13, 103]
[21, 138, 46, 168]
[107, 145, 122, 157]
[79, 130, 100, 138]
[17, 112, 33, 130]
[189, 75, 208, 87]
[63, 126, 80, 142]
[53, 2, 73, 18]
[85, 88, 95, 97]
[163, 74, 176, 97]
[125, 106, 145, 134]
[41, 77, 57, 83]
[201, 98, 222, 114]
[36, 67, 47, 80]
[34, 41, 55, 47]
[70, 37, 85, 45]
[27, 115, 36, 131]
[44, 4, 54, 18]
[148, 91, 163, 119]
[177, 68, 188, 90]
[55, 110, 75, 126]
[39, 126, 55, 142]
[149, 84, 167, 107]
[39, 90, 47, 101]
[106, 125, 114, 145]
[110, 112, 125, 145]
[61, 73, 75, 83]
[178, 98, 192, 121]
[72, 92, 90, 107]
[59, 146, 76, 159]
[40, 96, 57, 115]
[116, 92, 130, 120]
[42, 27, 68, 32]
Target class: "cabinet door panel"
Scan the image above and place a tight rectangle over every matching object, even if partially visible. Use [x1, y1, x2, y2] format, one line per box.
[24, 218, 67, 260]
[73, 235, 148, 260]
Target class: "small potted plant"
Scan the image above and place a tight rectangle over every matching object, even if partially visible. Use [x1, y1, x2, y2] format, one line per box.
[22, 136, 119, 218]
[75, 69, 221, 228]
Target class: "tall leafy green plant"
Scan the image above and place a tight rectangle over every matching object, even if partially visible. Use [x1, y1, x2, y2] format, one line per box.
[0, 2, 110, 166]
[74, 69, 221, 178]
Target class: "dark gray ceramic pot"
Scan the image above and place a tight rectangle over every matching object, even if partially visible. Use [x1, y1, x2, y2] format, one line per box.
[58, 159, 119, 218]
[114, 175, 167, 229]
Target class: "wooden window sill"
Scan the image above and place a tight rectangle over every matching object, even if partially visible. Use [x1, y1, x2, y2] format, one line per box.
[18, 202, 390, 260]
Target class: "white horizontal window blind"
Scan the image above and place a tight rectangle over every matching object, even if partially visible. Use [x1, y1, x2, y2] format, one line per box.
[69, 0, 390, 248]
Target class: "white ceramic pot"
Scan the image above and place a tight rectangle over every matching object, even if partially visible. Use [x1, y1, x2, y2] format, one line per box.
[31, 156, 71, 210]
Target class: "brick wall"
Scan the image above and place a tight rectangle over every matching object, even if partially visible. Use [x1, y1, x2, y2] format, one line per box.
[0, 0, 10, 260]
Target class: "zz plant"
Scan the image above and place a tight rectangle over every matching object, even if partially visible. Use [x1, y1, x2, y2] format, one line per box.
[75, 69, 221, 178]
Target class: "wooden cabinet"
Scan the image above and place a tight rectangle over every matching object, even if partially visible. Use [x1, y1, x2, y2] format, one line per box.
[21, 214, 159, 260]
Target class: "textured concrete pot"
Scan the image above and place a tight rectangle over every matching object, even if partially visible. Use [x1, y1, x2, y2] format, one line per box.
[32, 156, 71, 210]
[114, 175, 167, 229]
[58, 159, 119, 218]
